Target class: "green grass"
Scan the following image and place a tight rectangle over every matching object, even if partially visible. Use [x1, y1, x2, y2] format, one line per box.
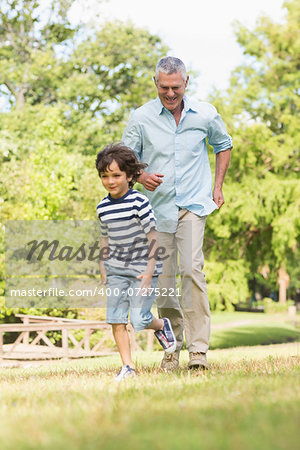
[0, 343, 299, 450]
[210, 321, 300, 349]
[211, 311, 299, 325]
[0, 316, 299, 449]
[211, 311, 267, 324]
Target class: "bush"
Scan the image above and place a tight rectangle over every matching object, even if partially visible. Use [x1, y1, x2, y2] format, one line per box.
[262, 297, 294, 314]
[205, 260, 250, 311]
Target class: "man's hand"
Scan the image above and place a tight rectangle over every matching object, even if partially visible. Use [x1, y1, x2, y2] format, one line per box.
[213, 187, 225, 209]
[138, 172, 164, 191]
[213, 148, 231, 210]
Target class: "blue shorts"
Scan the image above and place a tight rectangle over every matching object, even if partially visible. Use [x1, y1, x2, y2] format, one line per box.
[105, 266, 158, 332]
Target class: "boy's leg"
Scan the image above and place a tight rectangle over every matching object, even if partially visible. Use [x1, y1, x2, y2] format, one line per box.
[147, 317, 164, 331]
[105, 269, 133, 368]
[112, 324, 134, 369]
[129, 275, 157, 332]
[156, 231, 184, 352]
[130, 276, 177, 354]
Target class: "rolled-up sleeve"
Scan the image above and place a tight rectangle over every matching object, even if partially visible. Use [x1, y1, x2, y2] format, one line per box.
[207, 113, 233, 154]
[122, 114, 143, 159]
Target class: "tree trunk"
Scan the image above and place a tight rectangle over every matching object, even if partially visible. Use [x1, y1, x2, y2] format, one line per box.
[278, 265, 290, 304]
[15, 89, 26, 110]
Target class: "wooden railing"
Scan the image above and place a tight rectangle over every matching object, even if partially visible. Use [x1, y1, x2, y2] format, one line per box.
[0, 314, 154, 361]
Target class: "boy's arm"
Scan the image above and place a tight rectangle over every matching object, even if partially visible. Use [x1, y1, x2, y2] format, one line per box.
[137, 228, 158, 289]
[137, 171, 164, 191]
[100, 236, 109, 284]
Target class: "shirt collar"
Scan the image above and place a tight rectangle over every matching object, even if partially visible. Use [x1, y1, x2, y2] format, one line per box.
[183, 96, 197, 113]
[154, 96, 196, 115]
[154, 97, 164, 115]
[107, 188, 133, 203]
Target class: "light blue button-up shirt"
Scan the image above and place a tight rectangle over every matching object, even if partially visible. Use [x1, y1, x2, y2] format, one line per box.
[122, 96, 232, 233]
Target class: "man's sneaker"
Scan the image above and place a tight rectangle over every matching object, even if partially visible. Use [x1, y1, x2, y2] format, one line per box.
[114, 365, 136, 381]
[154, 318, 177, 354]
[188, 352, 210, 370]
[161, 351, 180, 371]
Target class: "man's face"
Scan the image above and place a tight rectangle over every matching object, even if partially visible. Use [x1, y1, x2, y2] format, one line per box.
[154, 71, 189, 114]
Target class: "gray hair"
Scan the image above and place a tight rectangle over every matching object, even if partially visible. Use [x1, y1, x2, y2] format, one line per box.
[155, 57, 187, 82]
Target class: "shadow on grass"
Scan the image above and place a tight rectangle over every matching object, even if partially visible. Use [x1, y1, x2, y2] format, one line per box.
[210, 323, 300, 349]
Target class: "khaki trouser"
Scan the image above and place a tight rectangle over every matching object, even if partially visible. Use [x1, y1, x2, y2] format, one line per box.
[157, 210, 210, 353]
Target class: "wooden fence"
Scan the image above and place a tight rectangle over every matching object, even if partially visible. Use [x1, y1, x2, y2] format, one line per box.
[0, 314, 154, 361]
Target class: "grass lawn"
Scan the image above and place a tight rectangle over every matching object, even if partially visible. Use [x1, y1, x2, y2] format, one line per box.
[0, 340, 299, 450]
[211, 311, 268, 324]
[211, 311, 299, 325]
[210, 321, 300, 349]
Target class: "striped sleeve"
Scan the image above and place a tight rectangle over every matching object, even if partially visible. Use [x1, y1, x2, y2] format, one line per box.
[136, 197, 156, 235]
[99, 218, 108, 237]
[96, 204, 108, 237]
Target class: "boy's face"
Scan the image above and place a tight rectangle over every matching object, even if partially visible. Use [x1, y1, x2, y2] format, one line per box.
[100, 160, 132, 199]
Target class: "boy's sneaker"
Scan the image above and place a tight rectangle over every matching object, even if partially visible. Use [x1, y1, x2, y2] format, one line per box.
[154, 318, 177, 354]
[114, 365, 136, 381]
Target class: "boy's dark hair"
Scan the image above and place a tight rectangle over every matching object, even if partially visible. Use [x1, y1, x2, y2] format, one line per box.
[95, 142, 148, 188]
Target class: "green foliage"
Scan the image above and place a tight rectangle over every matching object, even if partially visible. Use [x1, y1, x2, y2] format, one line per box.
[0, 104, 105, 221]
[206, 0, 300, 306]
[0, 0, 169, 320]
[205, 260, 250, 311]
[60, 21, 167, 120]
[1, 0, 299, 316]
[0, 0, 76, 109]
[0, 1, 167, 129]
[262, 297, 295, 314]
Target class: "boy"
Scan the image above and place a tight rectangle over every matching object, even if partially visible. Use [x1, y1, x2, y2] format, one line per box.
[95, 143, 176, 381]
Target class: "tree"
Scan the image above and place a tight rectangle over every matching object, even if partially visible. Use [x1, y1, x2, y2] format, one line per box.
[0, 1, 167, 125]
[0, 0, 77, 109]
[206, 0, 300, 308]
[59, 21, 165, 116]
[0, 0, 169, 221]
[0, 0, 169, 319]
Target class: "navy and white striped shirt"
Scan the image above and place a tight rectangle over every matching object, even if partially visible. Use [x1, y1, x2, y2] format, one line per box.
[96, 189, 163, 275]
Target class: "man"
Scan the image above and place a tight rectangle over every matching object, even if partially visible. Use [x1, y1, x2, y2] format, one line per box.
[122, 56, 232, 370]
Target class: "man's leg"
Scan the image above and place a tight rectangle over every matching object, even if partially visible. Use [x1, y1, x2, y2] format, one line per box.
[176, 210, 210, 366]
[157, 231, 183, 369]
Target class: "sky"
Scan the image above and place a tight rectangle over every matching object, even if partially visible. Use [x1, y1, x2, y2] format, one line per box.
[70, 0, 286, 99]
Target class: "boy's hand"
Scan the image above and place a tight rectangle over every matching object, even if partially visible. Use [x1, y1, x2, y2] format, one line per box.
[136, 273, 152, 291]
[100, 261, 107, 285]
